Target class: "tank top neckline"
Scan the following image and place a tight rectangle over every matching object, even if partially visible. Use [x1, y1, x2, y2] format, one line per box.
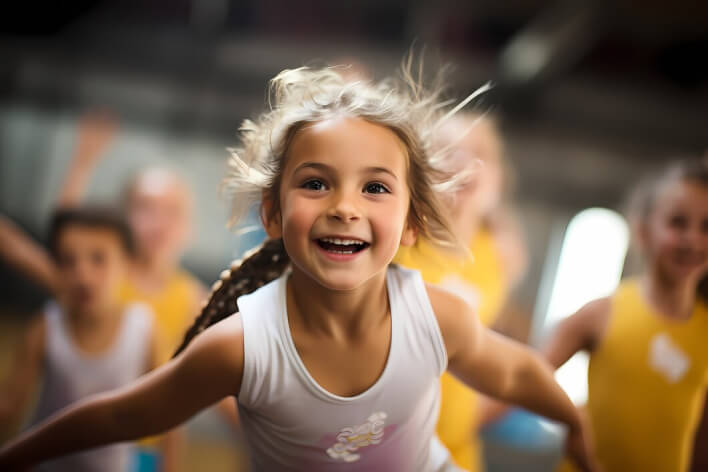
[276, 268, 400, 404]
[629, 279, 703, 327]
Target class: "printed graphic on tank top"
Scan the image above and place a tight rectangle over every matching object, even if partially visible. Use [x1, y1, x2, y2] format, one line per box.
[236, 265, 453, 472]
[649, 333, 691, 383]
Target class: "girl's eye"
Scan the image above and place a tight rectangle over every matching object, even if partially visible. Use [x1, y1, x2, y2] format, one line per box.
[364, 182, 390, 194]
[301, 179, 327, 191]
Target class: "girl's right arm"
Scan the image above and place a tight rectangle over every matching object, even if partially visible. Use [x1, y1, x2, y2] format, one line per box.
[0, 314, 245, 470]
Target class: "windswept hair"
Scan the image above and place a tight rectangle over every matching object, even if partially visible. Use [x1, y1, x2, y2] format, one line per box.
[175, 57, 490, 356]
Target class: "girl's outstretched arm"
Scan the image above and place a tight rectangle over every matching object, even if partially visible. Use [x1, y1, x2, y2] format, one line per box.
[0, 314, 244, 470]
[428, 285, 600, 472]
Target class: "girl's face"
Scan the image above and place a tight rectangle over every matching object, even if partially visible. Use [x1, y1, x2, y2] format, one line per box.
[643, 179, 708, 284]
[265, 116, 416, 291]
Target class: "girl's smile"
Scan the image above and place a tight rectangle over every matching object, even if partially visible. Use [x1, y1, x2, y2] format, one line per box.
[314, 235, 371, 261]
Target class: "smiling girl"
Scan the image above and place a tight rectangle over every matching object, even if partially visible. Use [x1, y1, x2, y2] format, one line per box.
[0, 64, 596, 472]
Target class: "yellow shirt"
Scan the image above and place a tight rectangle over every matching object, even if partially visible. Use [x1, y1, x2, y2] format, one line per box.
[118, 269, 201, 449]
[562, 280, 708, 472]
[118, 269, 201, 364]
[394, 229, 507, 471]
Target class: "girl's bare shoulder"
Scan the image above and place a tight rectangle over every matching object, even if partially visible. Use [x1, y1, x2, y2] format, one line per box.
[178, 314, 245, 386]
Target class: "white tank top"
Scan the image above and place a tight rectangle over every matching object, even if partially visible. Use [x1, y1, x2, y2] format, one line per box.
[31, 301, 153, 472]
[236, 265, 451, 471]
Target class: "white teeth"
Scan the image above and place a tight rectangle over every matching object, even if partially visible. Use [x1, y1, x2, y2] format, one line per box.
[320, 237, 364, 245]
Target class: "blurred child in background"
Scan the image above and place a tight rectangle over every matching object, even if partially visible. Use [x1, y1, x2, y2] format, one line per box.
[395, 111, 528, 470]
[56, 112, 206, 365]
[0, 207, 166, 472]
[545, 158, 708, 471]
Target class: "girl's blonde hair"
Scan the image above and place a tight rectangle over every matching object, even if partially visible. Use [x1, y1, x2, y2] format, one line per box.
[175, 58, 488, 355]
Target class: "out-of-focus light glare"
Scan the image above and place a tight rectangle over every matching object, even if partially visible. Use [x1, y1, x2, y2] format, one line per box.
[546, 208, 629, 404]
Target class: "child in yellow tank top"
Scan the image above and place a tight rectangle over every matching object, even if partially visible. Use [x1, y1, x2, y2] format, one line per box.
[545, 159, 708, 472]
[395, 230, 507, 470]
[395, 112, 527, 471]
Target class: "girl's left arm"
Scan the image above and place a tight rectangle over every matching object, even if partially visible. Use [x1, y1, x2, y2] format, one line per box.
[428, 285, 599, 472]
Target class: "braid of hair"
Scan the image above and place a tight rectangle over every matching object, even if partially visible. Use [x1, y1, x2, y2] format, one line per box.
[173, 238, 290, 357]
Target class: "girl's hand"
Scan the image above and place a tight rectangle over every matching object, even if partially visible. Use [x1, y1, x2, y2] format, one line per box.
[565, 413, 602, 472]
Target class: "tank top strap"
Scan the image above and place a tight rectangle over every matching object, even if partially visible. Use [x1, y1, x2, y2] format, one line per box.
[387, 265, 448, 376]
[236, 276, 284, 409]
[43, 301, 72, 360]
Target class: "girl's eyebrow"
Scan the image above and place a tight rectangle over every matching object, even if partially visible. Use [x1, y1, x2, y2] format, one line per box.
[366, 167, 398, 181]
[293, 162, 332, 175]
[293, 162, 398, 181]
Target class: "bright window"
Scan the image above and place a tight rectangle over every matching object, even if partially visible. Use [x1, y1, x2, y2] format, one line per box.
[542, 208, 630, 405]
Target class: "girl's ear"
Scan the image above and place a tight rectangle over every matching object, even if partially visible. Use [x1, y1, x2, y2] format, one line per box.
[400, 220, 418, 247]
[260, 197, 283, 239]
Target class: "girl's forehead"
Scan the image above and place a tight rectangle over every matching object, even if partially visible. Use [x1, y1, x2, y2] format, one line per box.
[285, 117, 409, 172]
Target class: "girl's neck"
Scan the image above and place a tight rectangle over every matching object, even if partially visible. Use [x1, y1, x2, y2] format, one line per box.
[287, 266, 390, 341]
[641, 270, 698, 321]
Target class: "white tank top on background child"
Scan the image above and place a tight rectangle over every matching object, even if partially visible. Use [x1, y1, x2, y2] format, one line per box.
[237, 265, 455, 472]
[31, 301, 154, 472]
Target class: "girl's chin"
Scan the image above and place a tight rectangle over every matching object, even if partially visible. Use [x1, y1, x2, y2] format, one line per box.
[314, 275, 372, 292]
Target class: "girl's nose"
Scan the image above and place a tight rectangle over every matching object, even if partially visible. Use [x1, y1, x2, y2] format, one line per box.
[327, 191, 361, 222]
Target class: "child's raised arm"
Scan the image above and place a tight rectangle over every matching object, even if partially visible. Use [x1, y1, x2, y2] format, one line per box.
[428, 285, 600, 472]
[0, 215, 58, 294]
[56, 111, 117, 208]
[0, 314, 244, 470]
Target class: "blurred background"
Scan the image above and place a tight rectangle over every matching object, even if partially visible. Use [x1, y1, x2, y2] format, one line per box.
[0, 1, 706, 471]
